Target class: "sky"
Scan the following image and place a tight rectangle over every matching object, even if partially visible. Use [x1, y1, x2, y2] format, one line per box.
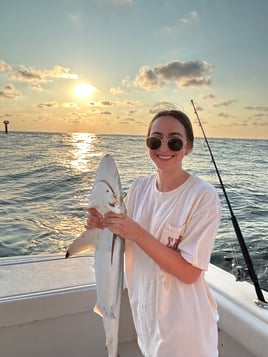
[0, 0, 267, 139]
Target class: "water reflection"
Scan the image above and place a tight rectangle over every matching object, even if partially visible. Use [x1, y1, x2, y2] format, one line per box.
[69, 133, 102, 173]
[68, 133, 96, 173]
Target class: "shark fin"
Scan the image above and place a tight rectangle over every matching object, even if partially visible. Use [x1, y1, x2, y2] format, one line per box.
[65, 230, 98, 258]
[93, 303, 105, 318]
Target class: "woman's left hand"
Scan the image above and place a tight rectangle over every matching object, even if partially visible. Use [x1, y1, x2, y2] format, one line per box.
[103, 212, 143, 242]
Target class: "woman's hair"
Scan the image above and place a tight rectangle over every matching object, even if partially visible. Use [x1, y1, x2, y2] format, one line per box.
[147, 110, 194, 147]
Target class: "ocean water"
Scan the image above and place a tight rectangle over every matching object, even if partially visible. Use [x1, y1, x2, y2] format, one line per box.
[0, 132, 267, 292]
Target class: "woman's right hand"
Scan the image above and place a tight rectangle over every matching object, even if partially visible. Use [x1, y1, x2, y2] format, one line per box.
[86, 208, 105, 229]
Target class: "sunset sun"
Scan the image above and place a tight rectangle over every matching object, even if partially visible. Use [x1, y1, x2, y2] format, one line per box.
[75, 83, 97, 99]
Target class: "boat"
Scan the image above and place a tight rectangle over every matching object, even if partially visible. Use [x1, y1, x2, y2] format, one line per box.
[0, 254, 267, 357]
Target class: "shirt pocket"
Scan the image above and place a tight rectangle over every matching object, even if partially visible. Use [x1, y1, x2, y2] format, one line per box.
[161, 223, 186, 251]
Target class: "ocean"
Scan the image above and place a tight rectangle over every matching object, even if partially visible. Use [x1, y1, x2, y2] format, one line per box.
[0, 131, 267, 292]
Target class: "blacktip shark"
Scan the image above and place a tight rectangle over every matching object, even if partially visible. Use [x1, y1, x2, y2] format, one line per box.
[65, 154, 126, 357]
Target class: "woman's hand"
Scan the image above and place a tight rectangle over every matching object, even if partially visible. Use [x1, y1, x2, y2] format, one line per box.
[103, 212, 143, 242]
[104, 212, 201, 284]
[86, 208, 105, 229]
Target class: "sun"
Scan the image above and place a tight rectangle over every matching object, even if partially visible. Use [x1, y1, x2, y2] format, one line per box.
[75, 83, 97, 100]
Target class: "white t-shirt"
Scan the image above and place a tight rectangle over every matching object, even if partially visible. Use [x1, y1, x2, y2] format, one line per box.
[125, 174, 221, 357]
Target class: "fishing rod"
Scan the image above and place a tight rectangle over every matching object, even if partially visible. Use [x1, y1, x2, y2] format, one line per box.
[191, 99, 267, 307]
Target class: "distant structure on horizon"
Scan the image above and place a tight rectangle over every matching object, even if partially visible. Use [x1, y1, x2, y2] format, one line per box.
[3, 120, 10, 134]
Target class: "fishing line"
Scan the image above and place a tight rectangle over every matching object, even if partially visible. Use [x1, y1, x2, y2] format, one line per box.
[191, 100, 267, 307]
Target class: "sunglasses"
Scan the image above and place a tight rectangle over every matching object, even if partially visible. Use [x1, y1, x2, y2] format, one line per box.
[146, 136, 184, 151]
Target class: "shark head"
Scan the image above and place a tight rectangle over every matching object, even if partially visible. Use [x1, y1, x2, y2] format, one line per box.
[88, 154, 126, 216]
[88, 180, 120, 215]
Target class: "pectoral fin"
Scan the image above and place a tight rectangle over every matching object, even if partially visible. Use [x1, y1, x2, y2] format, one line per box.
[93, 303, 105, 318]
[94, 303, 116, 320]
[65, 230, 98, 258]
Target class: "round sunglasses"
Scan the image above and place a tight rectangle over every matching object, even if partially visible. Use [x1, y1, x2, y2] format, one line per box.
[146, 136, 184, 151]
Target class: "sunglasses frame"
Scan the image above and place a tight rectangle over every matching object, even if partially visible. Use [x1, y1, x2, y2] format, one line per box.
[146, 136, 184, 151]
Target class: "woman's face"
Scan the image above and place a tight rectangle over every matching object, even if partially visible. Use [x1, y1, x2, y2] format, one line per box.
[148, 115, 192, 171]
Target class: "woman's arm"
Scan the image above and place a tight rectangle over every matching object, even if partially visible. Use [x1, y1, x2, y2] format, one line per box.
[104, 212, 202, 284]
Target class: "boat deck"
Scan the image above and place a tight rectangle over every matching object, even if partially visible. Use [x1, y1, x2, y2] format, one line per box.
[0, 254, 95, 298]
[1, 254, 267, 357]
[120, 340, 143, 356]
[0, 254, 142, 357]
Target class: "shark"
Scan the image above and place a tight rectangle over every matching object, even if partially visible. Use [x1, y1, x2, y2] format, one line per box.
[65, 154, 126, 357]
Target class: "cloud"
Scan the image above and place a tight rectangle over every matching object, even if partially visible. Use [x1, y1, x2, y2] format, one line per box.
[245, 105, 268, 111]
[110, 86, 124, 94]
[161, 11, 199, 34]
[12, 67, 43, 81]
[134, 60, 212, 89]
[252, 120, 268, 126]
[203, 93, 215, 100]
[195, 105, 203, 112]
[100, 100, 114, 106]
[0, 60, 12, 72]
[10, 64, 78, 82]
[46, 65, 78, 79]
[124, 100, 138, 106]
[252, 113, 268, 118]
[87, 101, 96, 107]
[62, 102, 79, 109]
[0, 113, 13, 118]
[87, 99, 139, 107]
[180, 11, 199, 24]
[213, 99, 236, 107]
[149, 101, 177, 114]
[36, 101, 59, 109]
[87, 100, 116, 107]
[231, 120, 248, 127]
[29, 82, 43, 91]
[0, 84, 22, 99]
[249, 111, 268, 126]
[182, 77, 210, 86]
[217, 112, 231, 118]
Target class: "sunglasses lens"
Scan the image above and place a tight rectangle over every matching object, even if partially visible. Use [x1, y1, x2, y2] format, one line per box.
[168, 138, 183, 151]
[146, 137, 161, 150]
[146, 137, 184, 151]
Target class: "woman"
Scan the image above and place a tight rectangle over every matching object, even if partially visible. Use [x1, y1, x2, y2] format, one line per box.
[88, 110, 221, 357]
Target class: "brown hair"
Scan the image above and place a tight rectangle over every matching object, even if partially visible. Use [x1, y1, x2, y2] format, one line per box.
[147, 110, 194, 147]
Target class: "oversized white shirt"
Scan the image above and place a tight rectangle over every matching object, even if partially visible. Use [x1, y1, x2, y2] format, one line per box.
[125, 174, 221, 357]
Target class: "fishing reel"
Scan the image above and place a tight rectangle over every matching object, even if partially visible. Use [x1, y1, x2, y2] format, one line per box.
[232, 265, 249, 282]
[223, 256, 249, 281]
